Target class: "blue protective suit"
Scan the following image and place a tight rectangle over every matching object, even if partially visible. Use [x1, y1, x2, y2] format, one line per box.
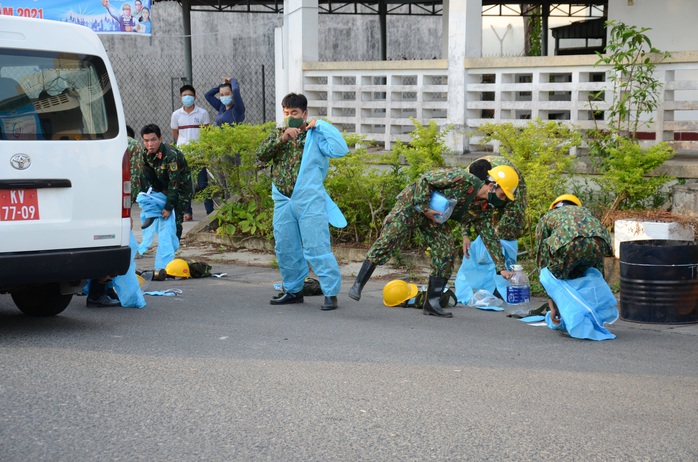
[136, 191, 179, 269]
[455, 236, 518, 304]
[113, 232, 146, 308]
[272, 120, 348, 296]
[540, 267, 618, 341]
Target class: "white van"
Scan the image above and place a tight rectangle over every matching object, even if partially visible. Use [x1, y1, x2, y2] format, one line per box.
[0, 16, 131, 316]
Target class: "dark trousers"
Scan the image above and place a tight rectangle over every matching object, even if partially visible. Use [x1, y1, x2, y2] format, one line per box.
[186, 168, 214, 216]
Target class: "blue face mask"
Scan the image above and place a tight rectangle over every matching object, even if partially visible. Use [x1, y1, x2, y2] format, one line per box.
[181, 95, 195, 107]
[220, 96, 233, 107]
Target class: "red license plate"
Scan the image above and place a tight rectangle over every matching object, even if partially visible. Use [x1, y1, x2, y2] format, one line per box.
[0, 189, 40, 221]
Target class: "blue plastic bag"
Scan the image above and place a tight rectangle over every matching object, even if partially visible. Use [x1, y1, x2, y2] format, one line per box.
[455, 236, 517, 304]
[417, 191, 457, 224]
[112, 232, 146, 308]
[540, 267, 618, 341]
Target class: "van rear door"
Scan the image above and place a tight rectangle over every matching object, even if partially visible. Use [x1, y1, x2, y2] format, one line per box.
[0, 27, 129, 254]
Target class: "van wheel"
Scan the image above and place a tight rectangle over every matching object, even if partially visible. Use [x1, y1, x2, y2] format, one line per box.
[11, 284, 73, 316]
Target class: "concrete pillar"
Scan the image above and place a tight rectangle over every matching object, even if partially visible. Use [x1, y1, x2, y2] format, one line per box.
[274, 26, 287, 124]
[441, 0, 450, 58]
[182, 0, 193, 85]
[284, 0, 319, 96]
[446, 0, 482, 154]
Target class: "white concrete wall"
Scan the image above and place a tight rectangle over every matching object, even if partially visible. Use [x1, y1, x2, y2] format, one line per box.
[608, 0, 698, 53]
[97, 0, 698, 142]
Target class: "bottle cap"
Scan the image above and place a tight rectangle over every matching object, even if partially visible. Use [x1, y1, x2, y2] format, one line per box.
[511, 264, 523, 271]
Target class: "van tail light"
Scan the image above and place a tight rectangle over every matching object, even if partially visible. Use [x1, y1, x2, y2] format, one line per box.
[122, 150, 132, 218]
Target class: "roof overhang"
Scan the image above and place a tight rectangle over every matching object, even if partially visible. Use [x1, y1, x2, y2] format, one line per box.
[155, 0, 607, 17]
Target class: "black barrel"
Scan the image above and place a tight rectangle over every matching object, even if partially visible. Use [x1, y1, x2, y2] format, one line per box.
[620, 240, 698, 324]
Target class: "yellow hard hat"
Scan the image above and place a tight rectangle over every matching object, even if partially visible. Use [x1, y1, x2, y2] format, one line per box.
[165, 258, 191, 278]
[550, 194, 582, 210]
[487, 165, 519, 201]
[383, 280, 419, 307]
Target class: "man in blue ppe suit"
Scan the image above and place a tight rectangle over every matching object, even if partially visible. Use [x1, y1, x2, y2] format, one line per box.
[256, 93, 349, 310]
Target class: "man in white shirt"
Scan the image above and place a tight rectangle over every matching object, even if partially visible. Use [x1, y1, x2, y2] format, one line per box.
[170, 84, 211, 219]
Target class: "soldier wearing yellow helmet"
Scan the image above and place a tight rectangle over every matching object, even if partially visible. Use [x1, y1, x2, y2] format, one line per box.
[535, 194, 613, 327]
[454, 156, 528, 304]
[348, 164, 519, 318]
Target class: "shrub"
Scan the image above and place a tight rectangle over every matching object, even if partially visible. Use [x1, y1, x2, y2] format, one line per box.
[390, 118, 451, 181]
[180, 122, 276, 238]
[587, 20, 675, 223]
[472, 119, 583, 248]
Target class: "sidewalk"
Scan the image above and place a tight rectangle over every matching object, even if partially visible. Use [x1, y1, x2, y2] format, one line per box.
[132, 200, 432, 282]
[131, 201, 551, 312]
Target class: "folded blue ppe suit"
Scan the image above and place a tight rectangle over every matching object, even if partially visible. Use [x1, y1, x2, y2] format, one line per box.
[136, 191, 179, 269]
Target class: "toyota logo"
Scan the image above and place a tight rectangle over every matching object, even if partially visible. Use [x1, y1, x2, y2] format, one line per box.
[10, 154, 31, 170]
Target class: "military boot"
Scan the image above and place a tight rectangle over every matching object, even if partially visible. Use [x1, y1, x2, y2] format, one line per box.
[348, 259, 376, 301]
[422, 276, 453, 318]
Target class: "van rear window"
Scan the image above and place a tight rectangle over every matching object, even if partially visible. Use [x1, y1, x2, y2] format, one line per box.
[0, 49, 119, 141]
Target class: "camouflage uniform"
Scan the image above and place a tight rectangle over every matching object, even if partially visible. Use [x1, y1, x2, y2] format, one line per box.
[256, 127, 305, 197]
[473, 155, 528, 240]
[140, 142, 192, 239]
[367, 168, 506, 279]
[128, 136, 144, 202]
[535, 205, 612, 280]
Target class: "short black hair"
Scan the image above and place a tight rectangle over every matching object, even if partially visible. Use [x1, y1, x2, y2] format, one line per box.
[555, 200, 579, 209]
[180, 84, 196, 96]
[141, 124, 161, 138]
[219, 82, 232, 93]
[281, 93, 308, 112]
[126, 124, 135, 138]
[469, 159, 492, 181]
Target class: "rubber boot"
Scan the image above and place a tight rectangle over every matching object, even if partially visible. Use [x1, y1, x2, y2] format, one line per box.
[423, 276, 453, 318]
[141, 217, 155, 229]
[348, 259, 376, 301]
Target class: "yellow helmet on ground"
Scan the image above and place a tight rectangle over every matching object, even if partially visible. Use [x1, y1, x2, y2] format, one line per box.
[487, 165, 519, 201]
[550, 194, 582, 210]
[166, 258, 191, 278]
[383, 280, 419, 307]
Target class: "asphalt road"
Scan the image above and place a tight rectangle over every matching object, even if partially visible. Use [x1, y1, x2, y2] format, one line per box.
[1, 258, 697, 461]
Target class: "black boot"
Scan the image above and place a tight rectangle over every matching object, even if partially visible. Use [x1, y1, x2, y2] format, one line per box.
[270, 292, 304, 305]
[423, 276, 453, 318]
[141, 217, 155, 229]
[86, 280, 120, 308]
[348, 259, 376, 301]
[321, 296, 338, 311]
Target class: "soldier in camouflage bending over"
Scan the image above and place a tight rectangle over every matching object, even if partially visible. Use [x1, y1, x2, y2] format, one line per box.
[348, 164, 520, 318]
[535, 194, 612, 326]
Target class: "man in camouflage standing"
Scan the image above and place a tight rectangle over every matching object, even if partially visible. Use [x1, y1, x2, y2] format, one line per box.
[535, 194, 613, 329]
[256, 93, 348, 311]
[348, 165, 520, 318]
[139, 123, 192, 240]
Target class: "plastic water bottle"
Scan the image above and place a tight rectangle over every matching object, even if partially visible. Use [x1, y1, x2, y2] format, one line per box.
[506, 264, 531, 316]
